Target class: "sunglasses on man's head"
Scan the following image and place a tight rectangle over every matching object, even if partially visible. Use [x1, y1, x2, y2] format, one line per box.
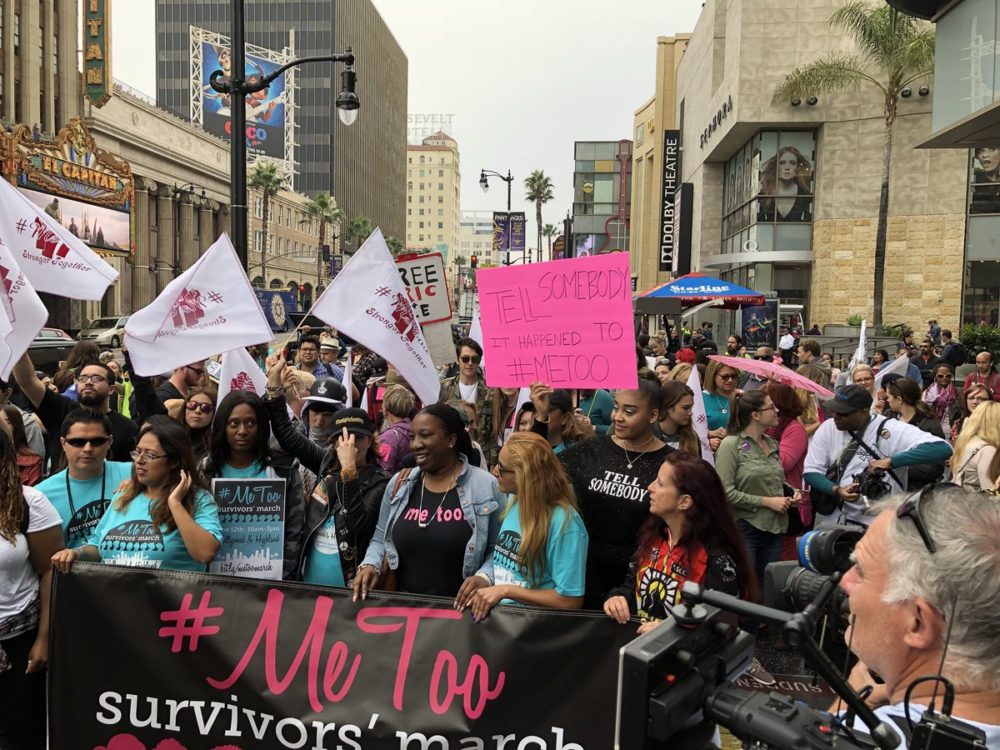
[186, 401, 215, 414]
[896, 482, 959, 555]
[65, 436, 111, 448]
[460, 355, 481, 364]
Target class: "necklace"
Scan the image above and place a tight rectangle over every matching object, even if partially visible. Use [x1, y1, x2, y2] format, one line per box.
[618, 434, 657, 470]
[417, 466, 461, 528]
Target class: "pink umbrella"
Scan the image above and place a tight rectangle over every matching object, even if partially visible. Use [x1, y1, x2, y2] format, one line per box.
[708, 354, 834, 399]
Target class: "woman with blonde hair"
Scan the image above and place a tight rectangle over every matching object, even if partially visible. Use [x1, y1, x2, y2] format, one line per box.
[470, 432, 588, 618]
[950, 401, 1000, 491]
[667, 362, 693, 383]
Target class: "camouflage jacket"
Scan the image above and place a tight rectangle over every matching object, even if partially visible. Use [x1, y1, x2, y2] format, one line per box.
[438, 373, 496, 466]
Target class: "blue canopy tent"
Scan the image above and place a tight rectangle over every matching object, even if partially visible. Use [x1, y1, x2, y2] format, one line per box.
[634, 272, 765, 315]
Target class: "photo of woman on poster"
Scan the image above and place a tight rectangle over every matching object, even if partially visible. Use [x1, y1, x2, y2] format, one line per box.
[971, 146, 1000, 215]
[757, 146, 813, 222]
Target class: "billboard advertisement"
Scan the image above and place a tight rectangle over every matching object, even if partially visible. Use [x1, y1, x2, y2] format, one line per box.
[191, 27, 295, 166]
[10, 118, 134, 258]
[21, 188, 130, 256]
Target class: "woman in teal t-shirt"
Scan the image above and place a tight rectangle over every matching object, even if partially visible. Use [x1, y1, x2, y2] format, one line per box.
[470, 431, 587, 618]
[51, 416, 222, 574]
[198, 391, 305, 580]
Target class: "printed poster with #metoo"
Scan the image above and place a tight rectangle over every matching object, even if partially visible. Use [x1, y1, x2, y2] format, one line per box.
[476, 252, 638, 389]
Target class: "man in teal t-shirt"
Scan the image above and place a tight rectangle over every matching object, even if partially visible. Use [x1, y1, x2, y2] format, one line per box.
[36, 408, 133, 548]
[492, 503, 588, 602]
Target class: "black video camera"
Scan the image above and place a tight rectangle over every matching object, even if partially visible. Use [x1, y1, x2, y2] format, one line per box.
[765, 526, 862, 619]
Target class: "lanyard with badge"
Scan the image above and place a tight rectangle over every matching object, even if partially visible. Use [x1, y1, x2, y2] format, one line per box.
[64, 467, 111, 546]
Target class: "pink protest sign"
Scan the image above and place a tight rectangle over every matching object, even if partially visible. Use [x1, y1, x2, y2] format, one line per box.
[476, 252, 638, 389]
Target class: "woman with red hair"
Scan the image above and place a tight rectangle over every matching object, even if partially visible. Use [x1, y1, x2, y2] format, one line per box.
[603, 451, 755, 632]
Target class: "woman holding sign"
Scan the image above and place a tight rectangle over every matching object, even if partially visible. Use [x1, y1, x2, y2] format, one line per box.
[532, 379, 673, 609]
[263, 359, 389, 587]
[50, 416, 222, 573]
[198, 391, 306, 580]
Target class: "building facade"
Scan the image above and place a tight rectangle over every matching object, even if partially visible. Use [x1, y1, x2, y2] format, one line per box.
[154, 0, 407, 238]
[459, 210, 495, 267]
[572, 140, 633, 260]
[406, 131, 462, 263]
[669, 0, 969, 332]
[249, 187, 337, 309]
[0, 0, 80, 135]
[630, 35, 690, 295]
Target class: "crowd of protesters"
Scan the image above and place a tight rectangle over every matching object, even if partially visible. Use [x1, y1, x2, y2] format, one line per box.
[4, 316, 1000, 747]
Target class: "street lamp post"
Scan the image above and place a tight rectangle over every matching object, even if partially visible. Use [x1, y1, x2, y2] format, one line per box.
[479, 168, 513, 211]
[209, 0, 360, 270]
[481, 168, 525, 266]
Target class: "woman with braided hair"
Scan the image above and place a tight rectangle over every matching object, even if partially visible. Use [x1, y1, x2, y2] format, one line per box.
[353, 403, 504, 608]
[0, 428, 64, 747]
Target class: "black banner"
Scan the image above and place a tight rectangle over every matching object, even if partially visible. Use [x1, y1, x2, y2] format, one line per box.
[658, 130, 681, 272]
[672, 183, 694, 276]
[50, 564, 634, 750]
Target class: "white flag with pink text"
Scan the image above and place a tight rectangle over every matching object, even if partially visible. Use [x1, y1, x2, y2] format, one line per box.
[311, 229, 439, 406]
[217, 347, 268, 405]
[0, 239, 48, 380]
[125, 234, 273, 376]
[687, 365, 715, 466]
[0, 178, 118, 300]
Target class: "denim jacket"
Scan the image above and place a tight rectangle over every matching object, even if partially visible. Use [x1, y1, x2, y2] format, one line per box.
[360, 455, 504, 582]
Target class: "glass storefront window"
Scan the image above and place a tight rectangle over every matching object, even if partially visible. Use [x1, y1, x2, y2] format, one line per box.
[964, 149, 1000, 325]
[969, 147, 1000, 215]
[722, 130, 816, 254]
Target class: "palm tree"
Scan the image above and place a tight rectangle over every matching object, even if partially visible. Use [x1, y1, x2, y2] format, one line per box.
[385, 235, 405, 257]
[248, 161, 287, 287]
[302, 192, 344, 289]
[772, 3, 933, 328]
[542, 223, 558, 260]
[524, 170, 554, 263]
[345, 216, 374, 253]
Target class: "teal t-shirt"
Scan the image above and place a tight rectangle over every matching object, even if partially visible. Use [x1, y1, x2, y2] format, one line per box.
[92, 488, 223, 572]
[492, 501, 588, 602]
[302, 514, 346, 587]
[703, 391, 732, 431]
[219, 461, 267, 479]
[37, 461, 133, 549]
[579, 390, 615, 434]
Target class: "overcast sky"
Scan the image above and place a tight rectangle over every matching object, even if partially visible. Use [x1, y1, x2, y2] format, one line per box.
[113, 1, 704, 239]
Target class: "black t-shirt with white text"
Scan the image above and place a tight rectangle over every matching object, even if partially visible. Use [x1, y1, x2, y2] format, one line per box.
[559, 435, 673, 608]
[391, 482, 472, 597]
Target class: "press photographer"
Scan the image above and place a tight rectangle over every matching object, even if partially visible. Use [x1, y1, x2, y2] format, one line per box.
[804, 386, 952, 526]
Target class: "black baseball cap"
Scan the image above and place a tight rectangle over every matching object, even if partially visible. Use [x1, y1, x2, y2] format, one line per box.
[303, 378, 347, 411]
[332, 408, 373, 437]
[823, 384, 873, 415]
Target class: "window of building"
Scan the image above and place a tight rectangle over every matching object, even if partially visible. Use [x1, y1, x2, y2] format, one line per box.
[254, 197, 262, 218]
[14, 13, 19, 54]
[419, 183, 425, 190]
[721, 130, 816, 255]
[420, 170, 425, 177]
[438, 183, 444, 190]
[419, 208, 425, 215]
[419, 196, 425, 203]
[964, 147, 1000, 325]
[438, 169, 444, 177]
[419, 234, 425, 241]
[407, 181, 413, 191]
[437, 222, 443, 229]
[407, 209, 412, 216]
[438, 209, 443, 216]
[420, 156, 425, 164]
[254, 231, 263, 252]
[407, 196, 412, 203]
[635, 124, 645, 146]
[437, 196, 443, 204]
[419, 221, 425, 228]
[437, 235, 443, 242]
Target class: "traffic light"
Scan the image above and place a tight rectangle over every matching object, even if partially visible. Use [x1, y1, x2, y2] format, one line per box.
[470, 254, 478, 269]
[298, 285, 305, 294]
